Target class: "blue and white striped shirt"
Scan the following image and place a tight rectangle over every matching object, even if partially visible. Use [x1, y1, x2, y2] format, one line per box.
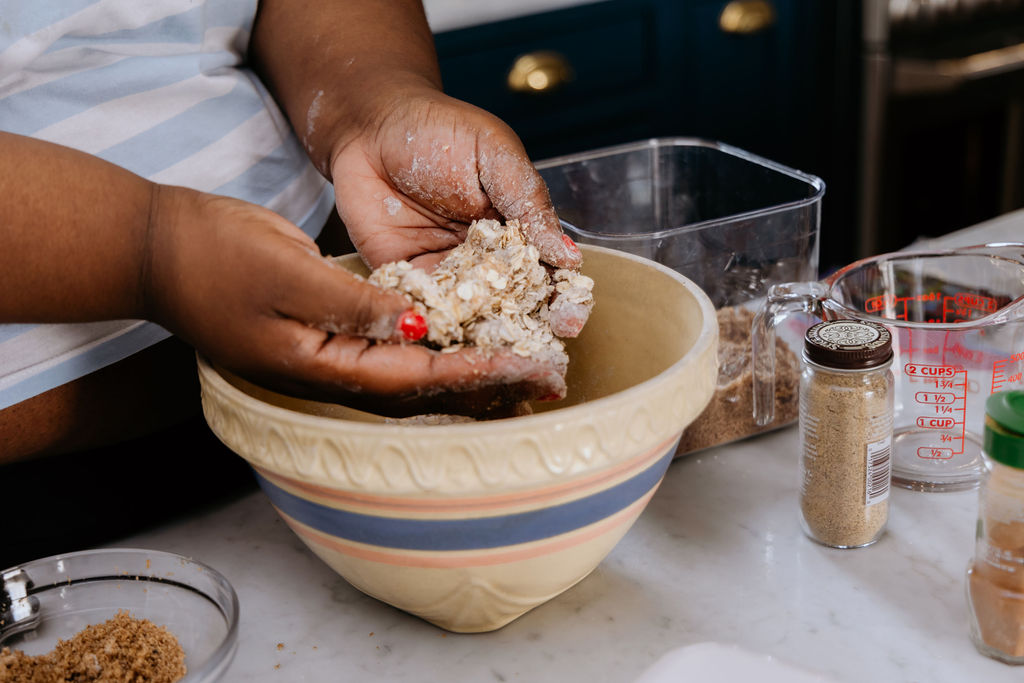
[0, 0, 334, 409]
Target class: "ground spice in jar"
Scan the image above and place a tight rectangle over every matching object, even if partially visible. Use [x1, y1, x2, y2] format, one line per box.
[966, 391, 1024, 664]
[0, 610, 186, 682]
[798, 320, 894, 548]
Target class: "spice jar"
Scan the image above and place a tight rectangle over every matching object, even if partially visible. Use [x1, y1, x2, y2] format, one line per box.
[798, 320, 894, 548]
[966, 390, 1024, 664]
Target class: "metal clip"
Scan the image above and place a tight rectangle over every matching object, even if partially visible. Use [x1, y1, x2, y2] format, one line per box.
[0, 568, 41, 641]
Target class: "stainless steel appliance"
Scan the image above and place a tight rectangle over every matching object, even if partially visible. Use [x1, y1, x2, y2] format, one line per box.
[859, 0, 1024, 256]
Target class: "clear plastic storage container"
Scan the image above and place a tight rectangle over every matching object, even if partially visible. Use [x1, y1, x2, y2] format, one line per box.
[536, 138, 824, 455]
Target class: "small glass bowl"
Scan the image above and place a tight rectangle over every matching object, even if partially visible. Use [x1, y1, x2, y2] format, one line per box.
[1, 548, 238, 682]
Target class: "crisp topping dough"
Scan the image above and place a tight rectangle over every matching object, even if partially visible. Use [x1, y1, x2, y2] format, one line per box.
[369, 219, 594, 369]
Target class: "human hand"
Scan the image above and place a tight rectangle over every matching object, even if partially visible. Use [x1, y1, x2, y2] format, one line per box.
[328, 86, 582, 273]
[141, 186, 566, 413]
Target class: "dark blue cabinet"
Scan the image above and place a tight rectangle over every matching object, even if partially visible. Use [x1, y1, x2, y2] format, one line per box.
[434, 0, 859, 267]
[679, 0, 811, 164]
[435, 0, 839, 166]
[435, 1, 680, 157]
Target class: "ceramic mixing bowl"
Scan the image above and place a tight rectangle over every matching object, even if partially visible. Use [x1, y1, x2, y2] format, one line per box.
[197, 245, 718, 632]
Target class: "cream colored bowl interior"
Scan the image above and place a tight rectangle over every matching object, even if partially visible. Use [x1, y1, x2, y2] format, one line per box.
[218, 245, 712, 422]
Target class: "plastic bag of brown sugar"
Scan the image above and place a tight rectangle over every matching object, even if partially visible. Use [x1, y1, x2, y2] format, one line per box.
[675, 306, 800, 456]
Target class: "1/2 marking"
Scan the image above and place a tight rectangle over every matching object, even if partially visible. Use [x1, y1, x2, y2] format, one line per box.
[915, 391, 956, 404]
[917, 447, 954, 460]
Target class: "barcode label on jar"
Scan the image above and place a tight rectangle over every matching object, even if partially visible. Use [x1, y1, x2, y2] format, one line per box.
[865, 436, 892, 506]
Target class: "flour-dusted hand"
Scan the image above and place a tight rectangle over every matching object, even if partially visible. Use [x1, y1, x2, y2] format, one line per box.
[303, 42, 591, 337]
[0, 129, 565, 412]
[141, 185, 567, 409]
[325, 86, 593, 341]
[0, 0, 591, 467]
[243, 0, 588, 404]
[328, 86, 582, 273]
[250, 1, 579, 273]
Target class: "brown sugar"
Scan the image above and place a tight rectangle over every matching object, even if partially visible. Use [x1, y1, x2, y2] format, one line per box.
[676, 306, 800, 455]
[0, 610, 185, 682]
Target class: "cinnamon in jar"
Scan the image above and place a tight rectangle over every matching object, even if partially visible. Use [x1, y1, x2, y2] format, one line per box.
[966, 390, 1024, 664]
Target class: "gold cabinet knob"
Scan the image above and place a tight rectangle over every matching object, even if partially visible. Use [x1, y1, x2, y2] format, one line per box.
[507, 51, 573, 94]
[719, 0, 777, 35]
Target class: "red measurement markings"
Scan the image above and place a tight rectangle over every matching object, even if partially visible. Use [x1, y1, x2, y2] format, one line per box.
[864, 291, 941, 319]
[946, 341, 985, 365]
[914, 391, 956, 404]
[991, 351, 1024, 393]
[905, 363, 968, 457]
[865, 294, 899, 316]
[939, 291, 998, 323]
[863, 291, 996, 324]
[917, 447, 954, 460]
[917, 416, 957, 429]
[904, 363, 957, 379]
[954, 292, 998, 313]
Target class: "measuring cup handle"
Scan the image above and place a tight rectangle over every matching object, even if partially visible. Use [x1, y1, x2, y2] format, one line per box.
[752, 281, 828, 426]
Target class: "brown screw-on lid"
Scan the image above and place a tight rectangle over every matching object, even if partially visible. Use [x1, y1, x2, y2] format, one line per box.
[804, 320, 893, 370]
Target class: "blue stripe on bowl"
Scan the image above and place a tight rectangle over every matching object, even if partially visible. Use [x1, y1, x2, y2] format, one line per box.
[254, 449, 674, 551]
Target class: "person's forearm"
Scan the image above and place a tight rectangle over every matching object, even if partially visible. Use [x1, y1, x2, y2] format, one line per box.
[249, 0, 442, 177]
[0, 132, 153, 323]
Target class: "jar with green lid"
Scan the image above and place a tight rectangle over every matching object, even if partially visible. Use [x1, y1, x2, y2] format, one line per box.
[966, 390, 1024, 664]
[798, 320, 894, 549]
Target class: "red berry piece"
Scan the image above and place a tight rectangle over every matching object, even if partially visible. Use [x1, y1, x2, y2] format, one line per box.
[562, 234, 580, 255]
[397, 310, 428, 341]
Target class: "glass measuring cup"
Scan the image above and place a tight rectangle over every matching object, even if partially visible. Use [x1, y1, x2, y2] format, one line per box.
[753, 243, 1024, 491]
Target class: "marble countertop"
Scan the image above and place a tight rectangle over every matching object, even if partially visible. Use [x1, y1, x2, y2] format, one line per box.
[118, 424, 1018, 682]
